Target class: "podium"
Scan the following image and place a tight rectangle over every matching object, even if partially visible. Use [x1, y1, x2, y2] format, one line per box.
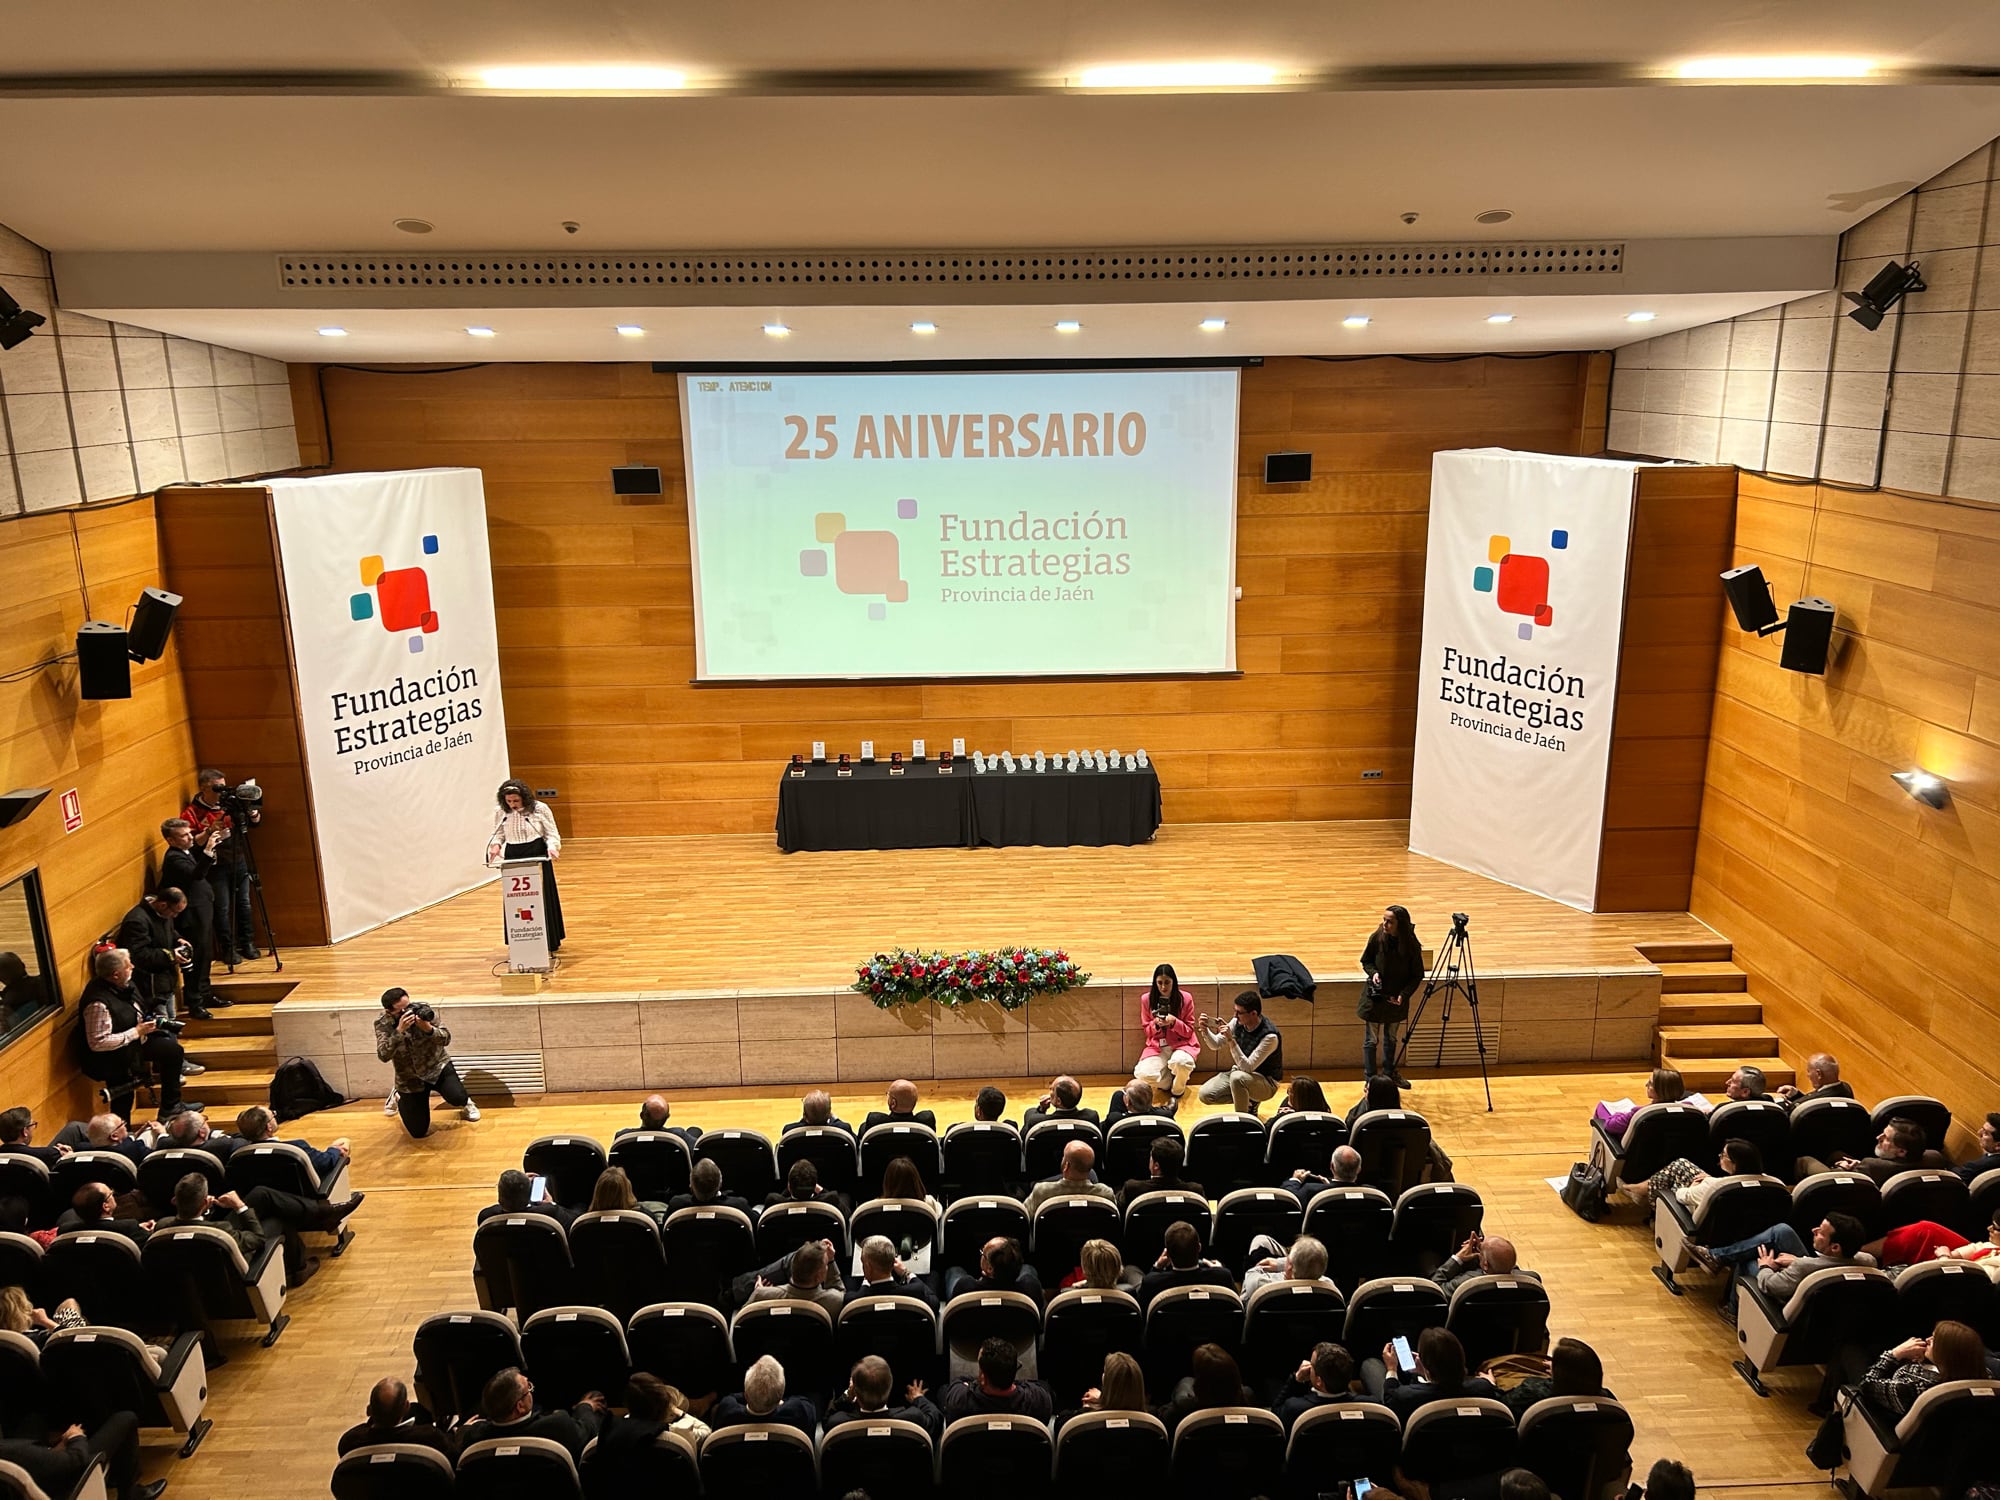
[500, 859, 552, 973]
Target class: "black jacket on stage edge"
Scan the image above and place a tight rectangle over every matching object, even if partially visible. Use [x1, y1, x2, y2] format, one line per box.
[1254, 953, 1317, 1001]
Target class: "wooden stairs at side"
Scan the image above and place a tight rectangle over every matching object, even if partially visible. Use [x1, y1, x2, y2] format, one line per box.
[178, 974, 295, 1108]
[1634, 940, 1793, 1093]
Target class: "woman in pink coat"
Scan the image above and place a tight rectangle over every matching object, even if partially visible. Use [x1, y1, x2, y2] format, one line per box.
[1136, 963, 1198, 1110]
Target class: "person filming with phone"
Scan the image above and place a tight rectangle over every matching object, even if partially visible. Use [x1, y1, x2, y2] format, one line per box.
[375, 987, 479, 1138]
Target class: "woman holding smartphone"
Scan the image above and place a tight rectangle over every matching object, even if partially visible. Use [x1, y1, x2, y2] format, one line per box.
[1358, 905, 1423, 1087]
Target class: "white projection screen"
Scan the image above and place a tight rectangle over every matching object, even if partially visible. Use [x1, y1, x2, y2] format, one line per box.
[679, 368, 1241, 680]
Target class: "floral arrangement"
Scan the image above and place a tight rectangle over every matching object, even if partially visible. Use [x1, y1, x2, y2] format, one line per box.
[855, 946, 1091, 1011]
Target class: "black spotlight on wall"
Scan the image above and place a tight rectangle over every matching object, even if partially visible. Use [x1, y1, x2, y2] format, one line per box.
[1843, 259, 1925, 331]
[0, 284, 47, 351]
[1718, 565, 1835, 675]
[0, 789, 51, 828]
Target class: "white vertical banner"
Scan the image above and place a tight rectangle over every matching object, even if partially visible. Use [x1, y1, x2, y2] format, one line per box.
[1409, 449, 1640, 911]
[268, 468, 511, 940]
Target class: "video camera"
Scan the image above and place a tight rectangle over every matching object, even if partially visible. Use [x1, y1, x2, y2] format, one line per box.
[218, 779, 264, 818]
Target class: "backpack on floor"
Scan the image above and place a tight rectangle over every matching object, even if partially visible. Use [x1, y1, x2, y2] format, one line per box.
[271, 1055, 346, 1122]
[1560, 1161, 1606, 1222]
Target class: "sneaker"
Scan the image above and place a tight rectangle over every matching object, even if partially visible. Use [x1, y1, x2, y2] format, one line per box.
[383, 1092, 398, 1116]
[182, 1061, 208, 1076]
[462, 1102, 482, 1122]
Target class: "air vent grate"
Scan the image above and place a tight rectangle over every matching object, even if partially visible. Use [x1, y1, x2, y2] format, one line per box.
[452, 1051, 545, 1097]
[1400, 1015, 1499, 1068]
[277, 242, 1623, 289]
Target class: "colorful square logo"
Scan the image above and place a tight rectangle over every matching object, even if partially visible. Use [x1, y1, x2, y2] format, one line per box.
[349, 537, 442, 650]
[1471, 530, 1560, 637]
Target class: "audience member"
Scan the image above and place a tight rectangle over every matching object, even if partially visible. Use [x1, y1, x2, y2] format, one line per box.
[0, 1107, 70, 1166]
[589, 1164, 670, 1226]
[1022, 1075, 1099, 1132]
[57, 1182, 153, 1242]
[81, 947, 196, 1121]
[1345, 1074, 1402, 1132]
[0, 1284, 84, 1347]
[861, 1080, 937, 1133]
[1691, 1212, 1875, 1315]
[232, 1105, 352, 1191]
[618, 1094, 702, 1144]
[765, 1158, 850, 1217]
[1241, 1232, 1330, 1298]
[0, 1411, 164, 1500]
[1431, 1232, 1538, 1296]
[1799, 1116, 1951, 1181]
[1273, 1076, 1331, 1117]
[1500, 1336, 1607, 1417]
[84, 1112, 156, 1163]
[375, 987, 479, 1137]
[712, 1354, 817, 1433]
[1138, 1220, 1233, 1307]
[1274, 1341, 1356, 1429]
[1116, 1135, 1206, 1212]
[782, 1088, 856, 1137]
[1155, 1342, 1256, 1431]
[667, 1157, 755, 1217]
[117, 886, 198, 1022]
[159, 816, 221, 1017]
[1722, 1065, 1771, 1102]
[1024, 1141, 1116, 1214]
[336, 1377, 456, 1460]
[879, 1153, 940, 1210]
[1136, 963, 1199, 1111]
[1642, 1138, 1763, 1215]
[1587, 1067, 1686, 1180]
[825, 1354, 942, 1437]
[1197, 991, 1284, 1114]
[480, 1167, 579, 1230]
[1501, 1471, 1553, 1500]
[1643, 1459, 1697, 1500]
[848, 1234, 940, 1309]
[1367, 1327, 1499, 1420]
[1055, 1350, 1149, 1431]
[460, 1367, 605, 1456]
[744, 1237, 847, 1314]
[1954, 1112, 2000, 1183]
[940, 1337, 1055, 1421]
[1850, 1320, 1988, 1422]
[169, 1170, 359, 1284]
[1071, 1237, 1138, 1292]
[1286, 1143, 1363, 1201]
[160, 1105, 242, 1163]
[971, 1085, 1014, 1127]
[1105, 1077, 1165, 1122]
[593, 1371, 710, 1457]
[944, 1235, 1045, 1305]
[1775, 1052, 1853, 1110]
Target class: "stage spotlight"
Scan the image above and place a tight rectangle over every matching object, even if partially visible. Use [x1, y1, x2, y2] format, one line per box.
[0, 284, 47, 351]
[1843, 259, 1925, 331]
[1891, 769, 1949, 809]
[0, 789, 51, 828]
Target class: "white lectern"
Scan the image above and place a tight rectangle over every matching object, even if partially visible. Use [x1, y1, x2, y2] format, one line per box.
[500, 859, 551, 972]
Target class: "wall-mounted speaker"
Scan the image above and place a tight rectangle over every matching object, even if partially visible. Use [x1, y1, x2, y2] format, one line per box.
[1779, 597, 1836, 675]
[126, 587, 182, 662]
[1720, 565, 1780, 632]
[611, 465, 664, 496]
[76, 622, 132, 700]
[1263, 451, 1313, 484]
[0, 788, 50, 828]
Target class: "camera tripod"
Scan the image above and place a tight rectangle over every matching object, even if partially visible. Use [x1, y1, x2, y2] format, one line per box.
[231, 811, 283, 973]
[1392, 913, 1493, 1111]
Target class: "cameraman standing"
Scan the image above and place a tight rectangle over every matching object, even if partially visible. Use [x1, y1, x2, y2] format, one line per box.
[375, 987, 480, 1138]
[183, 769, 260, 966]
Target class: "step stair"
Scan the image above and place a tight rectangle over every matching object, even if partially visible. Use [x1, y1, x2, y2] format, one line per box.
[1658, 1057, 1798, 1093]
[1657, 1023, 1783, 1060]
[1659, 994, 1765, 1026]
[183, 1032, 278, 1069]
[1635, 939, 1736, 965]
[178, 976, 292, 1106]
[177, 1068, 278, 1107]
[1655, 961, 1748, 994]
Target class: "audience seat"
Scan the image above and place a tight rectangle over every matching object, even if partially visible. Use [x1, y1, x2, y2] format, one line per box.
[134, 1148, 226, 1216]
[1871, 1096, 1952, 1154]
[41, 1325, 210, 1457]
[941, 1122, 1024, 1199]
[755, 1199, 848, 1265]
[0, 1231, 43, 1302]
[1788, 1098, 1875, 1177]
[1389, 1183, 1483, 1273]
[850, 1197, 942, 1276]
[412, 1310, 523, 1426]
[1879, 1169, 1969, 1235]
[941, 1412, 1054, 1496]
[695, 1129, 780, 1205]
[51, 1150, 139, 1209]
[775, 1125, 860, 1199]
[1341, 1277, 1449, 1359]
[1446, 1273, 1552, 1371]
[1185, 1114, 1267, 1197]
[1349, 1110, 1436, 1198]
[1039, 1285, 1142, 1406]
[578, 1426, 697, 1500]
[819, 1417, 936, 1500]
[1168, 1406, 1285, 1500]
[1969, 1168, 2000, 1238]
[0, 1330, 41, 1419]
[520, 1305, 630, 1409]
[471, 1213, 573, 1320]
[230, 1137, 350, 1206]
[1031, 1194, 1119, 1282]
[331, 1443, 455, 1500]
[1789, 1171, 1884, 1243]
[1652, 1174, 1791, 1292]
[1840, 1377, 2000, 1499]
[940, 1196, 1029, 1277]
[142, 1218, 289, 1351]
[941, 1289, 1040, 1379]
[1398, 1398, 1517, 1483]
[730, 1297, 835, 1401]
[605, 1130, 693, 1202]
[455, 1434, 580, 1500]
[1265, 1112, 1346, 1185]
[1516, 1396, 1635, 1500]
[1121, 1188, 1212, 1269]
[1284, 1403, 1401, 1496]
[1242, 1280, 1346, 1398]
[1705, 1101, 1791, 1180]
[565, 1210, 668, 1324]
[1301, 1187, 1394, 1293]
[1143, 1283, 1242, 1391]
[1103, 1116, 1183, 1188]
[1589, 1104, 1705, 1197]
[835, 1293, 940, 1393]
[659, 1203, 756, 1305]
[1890, 1259, 1996, 1341]
[1023, 1120, 1104, 1184]
[698, 1422, 817, 1492]
[1052, 1408, 1170, 1485]
[1210, 1188, 1301, 1273]
[0, 1452, 110, 1500]
[521, 1136, 608, 1212]
[626, 1302, 733, 1401]
[0, 1153, 53, 1230]
[1733, 1264, 1899, 1396]
[43, 1229, 151, 1332]
[860, 1121, 944, 1199]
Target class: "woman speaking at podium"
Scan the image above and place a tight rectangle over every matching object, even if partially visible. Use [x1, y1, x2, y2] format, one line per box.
[487, 779, 566, 953]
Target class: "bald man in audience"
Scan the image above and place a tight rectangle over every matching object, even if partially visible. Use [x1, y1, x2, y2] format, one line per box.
[618, 1093, 701, 1145]
[337, 1378, 456, 1461]
[1287, 1143, 1364, 1201]
[1431, 1232, 1539, 1296]
[85, 1112, 158, 1164]
[862, 1079, 937, 1133]
[1023, 1140, 1116, 1214]
[1776, 1053, 1854, 1110]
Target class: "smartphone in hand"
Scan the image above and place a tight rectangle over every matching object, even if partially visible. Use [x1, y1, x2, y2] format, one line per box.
[529, 1175, 549, 1204]
[1390, 1335, 1415, 1374]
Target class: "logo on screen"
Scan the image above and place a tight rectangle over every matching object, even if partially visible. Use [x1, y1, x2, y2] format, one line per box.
[516, 908, 534, 921]
[349, 536, 441, 653]
[799, 500, 913, 621]
[1472, 530, 1565, 640]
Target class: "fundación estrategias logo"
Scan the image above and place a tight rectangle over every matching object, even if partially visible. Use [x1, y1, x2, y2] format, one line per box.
[1472, 529, 1566, 641]
[349, 535, 442, 652]
[800, 501, 913, 620]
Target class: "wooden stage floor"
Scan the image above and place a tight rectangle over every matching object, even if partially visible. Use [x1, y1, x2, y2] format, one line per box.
[263, 820, 1717, 1001]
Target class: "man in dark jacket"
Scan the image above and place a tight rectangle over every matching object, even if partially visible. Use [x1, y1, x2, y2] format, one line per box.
[116, 888, 201, 1022]
[457, 1368, 604, 1457]
[80, 948, 197, 1120]
[1021, 1075, 1100, 1133]
[780, 1088, 858, 1137]
[942, 1234, 1045, 1305]
[825, 1355, 944, 1437]
[938, 1339, 1054, 1421]
[478, 1167, 577, 1230]
[160, 817, 230, 1014]
[616, 1093, 702, 1145]
[0, 1411, 164, 1500]
[1137, 1220, 1234, 1307]
[57, 1181, 153, 1243]
[1116, 1135, 1206, 1212]
[336, 1378, 457, 1462]
[0, 1106, 70, 1167]
[1274, 1342, 1356, 1431]
[860, 1079, 938, 1133]
[711, 1354, 818, 1432]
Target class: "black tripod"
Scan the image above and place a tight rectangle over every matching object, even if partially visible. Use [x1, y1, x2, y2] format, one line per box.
[1392, 912, 1493, 1111]
[231, 814, 284, 973]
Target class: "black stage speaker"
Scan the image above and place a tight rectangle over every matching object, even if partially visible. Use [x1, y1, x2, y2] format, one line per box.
[1780, 597, 1836, 675]
[611, 464, 664, 496]
[1263, 451, 1313, 484]
[1720, 565, 1780, 632]
[0, 788, 50, 828]
[126, 587, 182, 662]
[75, 622, 132, 700]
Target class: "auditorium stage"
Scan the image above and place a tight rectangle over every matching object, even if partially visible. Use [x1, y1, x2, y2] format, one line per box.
[255, 821, 1718, 1098]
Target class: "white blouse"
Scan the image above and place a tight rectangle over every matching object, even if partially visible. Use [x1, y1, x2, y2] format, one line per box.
[489, 801, 561, 860]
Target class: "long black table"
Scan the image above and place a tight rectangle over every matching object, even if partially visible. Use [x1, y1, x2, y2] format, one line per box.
[775, 761, 1162, 852]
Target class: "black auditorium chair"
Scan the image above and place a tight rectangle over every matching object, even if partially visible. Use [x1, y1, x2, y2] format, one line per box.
[730, 1298, 835, 1401]
[1788, 1097, 1875, 1179]
[660, 1203, 756, 1306]
[941, 1121, 1023, 1198]
[1242, 1280, 1346, 1399]
[1121, 1188, 1212, 1270]
[860, 1121, 943, 1200]
[1284, 1403, 1402, 1499]
[836, 1293, 941, 1393]
[579, 1425, 698, 1500]
[0, 1231, 43, 1301]
[1302, 1186, 1395, 1293]
[229, 1136, 351, 1203]
[626, 1302, 733, 1402]
[42, 1325, 211, 1457]
[566, 1210, 669, 1324]
[43, 1229, 151, 1332]
[1589, 1103, 1705, 1199]
[1341, 1277, 1449, 1359]
[142, 1217, 290, 1351]
[134, 1148, 226, 1217]
[1969, 1168, 2000, 1238]
[1142, 1284, 1242, 1392]
[52, 1149, 139, 1210]
[940, 1411, 1055, 1498]
[941, 1290, 1041, 1378]
[1031, 1194, 1118, 1284]
[1880, 1169, 1968, 1235]
[1705, 1100, 1791, 1179]
[331, 1442, 457, 1500]
[1517, 1396, 1636, 1500]
[697, 1422, 817, 1493]
[1445, 1273, 1552, 1370]
[1039, 1285, 1143, 1406]
[1872, 1096, 1952, 1155]
[1349, 1110, 1435, 1198]
[472, 1212, 573, 1319]
[457, 1435, 581, 1500]
[0, 1153, 54, 1229]
[1733, 1264, 1899, 1397]
[1210, 1187, 1300, 1273]
[850, 1197, 942, 1275]
[1265, 1111, 1346, 1185]
[821, 1418, 937, 1500]
[776, 1125, 860, 1200]
[1054, 1409, 1170, 1486]
[1652, 1172, 1791, 1294]
[521, 1135, 608, 1212]
[1790, 1171, 1884, 1243]
[941, 1197, 1029, 1277]
[1841, 1376, 2000, 1499]
[412, 1310, 523, 1426]
[1185, 1114, 1266, 1197]
[695, 1128, 779, 1205]
[606, 1130, 693, 1203]
[1388, 1183, 1483, 1275]
[0, 1327, 39, 1403]
[1103, 1115, 1182, 1189]
[520, 1306, 631, 1409]
[1169, 1407, 1285, 1500]
[1398, 1398, 1518, 1488]
[755, 1199, 848, 1265]
[1891, 1260, 1995, 1341]
[1023, 1119, 1103, 1185]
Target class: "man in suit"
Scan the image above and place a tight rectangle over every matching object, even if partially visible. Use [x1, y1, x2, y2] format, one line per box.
[478, 1167, 577, 1230]
[1023, 1140, 1117, 1215]
[1242, 1233, 1332, 1298]
[159, 817, 230, 1015]
[861, 1079, 937, 1133]
[168, 1171, 361, 1284]
[665, 1157, 755, 1218]
[56, 1181, 153, 1242]
[336, 1377, 456, 1461]
[1021, 1075, 1099, 1133]
[780, 1088, 857, 1137]
[232, 1104, 351, 1193]
[1723, 1065, 1772, 1103]
[1800, 1117, 1952, 1182]
[1775, 1052, 1855, 1110]
[1956, 1112, 2000, 1183]
[938, 1338, 1055, 1422]
[1368, 1327, 1499, 1418]
[459, 1367, 605, 1457]
[846, 1233, 940, 1310]
[0, 1106, 70, 1166]
[972, 1085, 1015, 1127]
[1137, 1219, 1234, 1307]
[942, 1234, 1045, 1305]
[1105, 1077, 1168, 1123]
[617, 1093, 702, 1145]
[158, 1106, 240, 1163]
[83, 1112, 157, 1164]
[711, 1354, 817, 1434]
[0, 1412, 164, 1500]
[1429, 1232, 1540, 1298]
[1285, 1143, 1364, 1203]
[825, 1354, 944, 1437]
[116, 887, 202, 1023]
[742, 1237, 846, 1315]
[1273, 1342, 1356, 1431]
[1116, 1135, 1206, 1212]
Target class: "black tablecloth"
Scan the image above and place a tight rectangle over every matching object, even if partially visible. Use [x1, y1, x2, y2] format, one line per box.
[775, 762, 1162, 852]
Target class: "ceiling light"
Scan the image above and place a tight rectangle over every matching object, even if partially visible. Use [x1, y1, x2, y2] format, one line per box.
[476, 65, 688, 91]
[1076, 62, 1279, 89]
[1625, 311, 1657, 323]
[1892, 769, 1949, 809]
[763, 322, 791, 337]
[465, 326, 496, 338]
[910, 321, 937, 335]
[615, 325, 645, 337]
[1486, 313, 1516, 325]
[1675, 56, 1878, 81]
[393, 218, 434, 235]
[1199, 317, 1228, 332]
[1342, 315, 1370, 329]
[317, 327, 348, 338]
[1475, 210, 1514, 225]
[1054, 320, 1082, 333]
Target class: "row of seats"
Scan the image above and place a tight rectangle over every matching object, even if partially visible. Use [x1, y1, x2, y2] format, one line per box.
[1597, 1094, 1962, 1192]
[473, 1180, 1485, 1320]
[3, 1324, 213, 1462]
[526, 1106, 1436, 1207]
[0, 1140, 344, 1232]
[335, 1395, 1636, 1500]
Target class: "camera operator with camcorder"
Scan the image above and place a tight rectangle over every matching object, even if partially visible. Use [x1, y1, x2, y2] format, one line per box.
[183, 768, 261, 967]
[375, 987, 480, 1138]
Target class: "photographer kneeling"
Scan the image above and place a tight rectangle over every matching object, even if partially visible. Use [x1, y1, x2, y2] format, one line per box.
[375, 987, 479, 1138]
[81, 948, 197, 1122]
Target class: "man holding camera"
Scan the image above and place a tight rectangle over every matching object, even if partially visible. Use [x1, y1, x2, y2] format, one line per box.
[183, 768, 260, 965]
[375, 987, 479, 1138]
[115, 886, 211, 1031]
[81, 948, 198, 1121]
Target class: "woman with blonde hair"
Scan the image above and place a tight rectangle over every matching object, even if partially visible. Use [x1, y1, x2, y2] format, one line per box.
[1072, 1238, 1128, 1291]
[1056, 1350, 1149, 1431]
[0, 1284, 84, 1346]
[589, 1164, 671, 1227]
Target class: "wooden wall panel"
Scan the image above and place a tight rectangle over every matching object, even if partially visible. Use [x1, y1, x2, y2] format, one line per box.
[1691, 473, 2000, 1155]
[313, 355, 1593, 834]
[0, 499, 195, 1127]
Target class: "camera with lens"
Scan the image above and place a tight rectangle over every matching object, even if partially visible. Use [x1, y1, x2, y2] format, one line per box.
[406, 1001, 437, 1024]
[1150, 989, 1179, 1016]
[218, 779, 264, 819]
[150, 1013, 186, 1036]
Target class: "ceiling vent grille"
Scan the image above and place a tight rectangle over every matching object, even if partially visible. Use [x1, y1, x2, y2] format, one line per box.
[277, 242, 1623, 290]
[453, 1051, 545, 1097]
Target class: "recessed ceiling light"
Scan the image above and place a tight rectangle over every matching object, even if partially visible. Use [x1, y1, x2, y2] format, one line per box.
[393, 218, 434, 235]
[1675, 55, 1877, 80]
[763, 322, 791, 337]
[476, 65, 688, 91]
[1625, 311, 1658, 323]
[1054, 320, 1082, 333]
[1342, 315, 1371, 329]
[466, 326, 496, 338]
[1486, 313, 1516, 325]
[1199, 317, 1228, 332]
[1077, 62, 1279, 89]
[615, 325, 645, 337]
[910, 321, 938, 334]
[317, 327, 348, 338]
[1475, 210, 1514, 226]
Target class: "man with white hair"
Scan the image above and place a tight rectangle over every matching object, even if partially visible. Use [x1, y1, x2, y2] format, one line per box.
[1241, 1233, 1332, 1297]
[80, 948, 197, 1120]
[846, 1234, 940, 1310]
[1023, 1140, 1116, 1215]
[1286, 1143, 1364, 1201]
[1775, 1053, 1853, 1110]
[711, 1354, 818, 1432]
